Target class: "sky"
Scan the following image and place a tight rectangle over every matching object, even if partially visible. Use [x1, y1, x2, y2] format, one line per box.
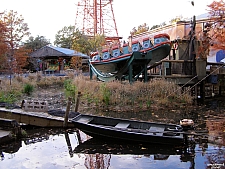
[0, 0, 215, 44]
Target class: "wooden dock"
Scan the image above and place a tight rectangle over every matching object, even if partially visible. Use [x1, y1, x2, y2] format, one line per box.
[0, 107, 74, 127]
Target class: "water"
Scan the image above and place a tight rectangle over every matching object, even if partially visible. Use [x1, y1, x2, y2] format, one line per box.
[0, 129, 224, 169]
[0, 98, 225, 169]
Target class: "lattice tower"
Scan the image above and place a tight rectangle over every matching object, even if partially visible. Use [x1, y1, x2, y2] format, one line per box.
[75, 0, 120, 41]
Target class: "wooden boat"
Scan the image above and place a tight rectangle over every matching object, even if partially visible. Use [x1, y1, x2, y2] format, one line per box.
[70, 113, 184, 145]
[89, 33, 171, 74]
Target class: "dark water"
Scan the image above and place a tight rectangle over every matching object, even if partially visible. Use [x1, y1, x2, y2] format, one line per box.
[0, 98, 225, 169]
[0, 129, 224, 169]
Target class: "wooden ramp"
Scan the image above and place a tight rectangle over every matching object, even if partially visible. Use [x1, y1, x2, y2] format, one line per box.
[0, 107, 74, 127]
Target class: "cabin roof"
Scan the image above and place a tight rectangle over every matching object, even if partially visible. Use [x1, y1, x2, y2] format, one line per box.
[30, 45, 89, 59]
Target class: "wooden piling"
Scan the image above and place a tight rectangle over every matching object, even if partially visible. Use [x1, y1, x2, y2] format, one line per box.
[63, 97, 72, 128]
[75, 92, 82, 112]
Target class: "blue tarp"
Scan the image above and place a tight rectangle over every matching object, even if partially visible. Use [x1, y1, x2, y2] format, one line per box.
[216, 50, 225, 63]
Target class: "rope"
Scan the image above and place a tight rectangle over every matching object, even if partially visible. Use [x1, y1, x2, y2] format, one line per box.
[178, 64, 224, 98]
[166, 75, 198, 98]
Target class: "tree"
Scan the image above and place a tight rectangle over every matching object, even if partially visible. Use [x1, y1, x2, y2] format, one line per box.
[0, 18, 8, 71]
[197, 0, 225, 60]
[150, 24, 160, 30]
[23, 35, 50, 72]
[130, 23, 149, 36]
[24, 35, 50, 51]
[169, 15, 183, 24]
[207, 0, 225, 50]
[0, 10, 30, 73]
[54, 25, 76, 49]
[14, 46, 31, 73]
[2, 10, 30, 51]
[150, 22, 166, 30]
[88, 34, 106, 53]
[72, 31, 105, 55]
[130, 27, 137, 36]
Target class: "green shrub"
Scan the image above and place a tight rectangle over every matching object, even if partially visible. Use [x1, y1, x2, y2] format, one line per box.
[0, 91, 20, 107]
[64, 79, 77, 102]
[23, 83, 34, 95]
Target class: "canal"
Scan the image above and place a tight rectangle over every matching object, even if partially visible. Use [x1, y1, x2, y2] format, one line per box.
[0, 98, 225, 169]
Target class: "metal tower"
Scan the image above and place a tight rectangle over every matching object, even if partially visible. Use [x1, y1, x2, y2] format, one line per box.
[75, 0, 120, 41]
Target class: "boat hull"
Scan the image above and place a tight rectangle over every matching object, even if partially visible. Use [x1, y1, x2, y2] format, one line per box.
[70, 114, 184, 145]
[89, 42, 171, 75]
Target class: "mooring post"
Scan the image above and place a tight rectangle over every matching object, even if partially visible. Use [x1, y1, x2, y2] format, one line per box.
[75, 92, 81, 112]
[63, 97, 72, 128]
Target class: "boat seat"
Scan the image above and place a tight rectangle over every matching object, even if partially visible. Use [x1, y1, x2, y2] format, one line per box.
[77, 117, 93, 124]
[115, 122, 130, 128]
[149, 126, 164, 136]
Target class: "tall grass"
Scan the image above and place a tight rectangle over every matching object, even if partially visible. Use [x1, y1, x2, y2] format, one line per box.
[0, 73, 193, 111]
[70, 75, 193, 112]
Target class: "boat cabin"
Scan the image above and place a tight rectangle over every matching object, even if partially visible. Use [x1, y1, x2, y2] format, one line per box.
[102, 49, 110, 60]
[154, 34, 170, 45]
[122, 43, 129, 54]
[132, 40, 141, 52]
[112, 46, 121, 57]
[142, 37, 153, 49]
[91, 52, 100, 61]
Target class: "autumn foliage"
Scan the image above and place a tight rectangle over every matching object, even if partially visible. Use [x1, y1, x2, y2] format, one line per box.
[0, 10, 30, 73]
[0, 19, 8, 70]
[14, 47, 31, 73]
[197, 0, 225, 60]
[207, 0, 225, 50]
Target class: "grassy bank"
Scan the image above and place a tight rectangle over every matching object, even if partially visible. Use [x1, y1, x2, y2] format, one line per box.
[0, 73, 193, 112]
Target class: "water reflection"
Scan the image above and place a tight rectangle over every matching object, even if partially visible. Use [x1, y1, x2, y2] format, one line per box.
[206, 118, 225, 146]
[0, 97, 225, 169]
[0, 128, 225, 169]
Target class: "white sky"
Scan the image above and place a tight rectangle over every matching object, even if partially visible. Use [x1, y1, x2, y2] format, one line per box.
[0, 0, 214, 44]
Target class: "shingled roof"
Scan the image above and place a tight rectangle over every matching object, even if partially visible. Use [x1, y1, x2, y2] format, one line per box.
[30, 45, 89, 59]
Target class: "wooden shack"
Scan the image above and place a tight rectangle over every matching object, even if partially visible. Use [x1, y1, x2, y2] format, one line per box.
[29, 45, 90, 73]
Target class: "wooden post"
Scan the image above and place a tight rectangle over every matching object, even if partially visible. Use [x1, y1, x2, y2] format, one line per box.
[200, 80, 205, 102]
[144, 63, 148, 82]
[90, 65, 93, 80]
[129, 63, 133, 83]
[75, 92, 81, 112]
[63, 97, 72, 128]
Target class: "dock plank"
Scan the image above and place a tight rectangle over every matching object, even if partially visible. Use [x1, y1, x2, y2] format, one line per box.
[0, 107, 73, 127]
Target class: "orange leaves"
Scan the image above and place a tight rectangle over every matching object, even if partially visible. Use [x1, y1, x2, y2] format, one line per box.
[0, 10, 30, 73]
[70, 56, 82, 70]
[207, 0, 225, 50]
[0, 19, 8, 54]
[14, 47, 31, 73]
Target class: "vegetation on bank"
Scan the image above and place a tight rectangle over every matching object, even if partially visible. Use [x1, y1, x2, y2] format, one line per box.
[0, 73, 193, 112]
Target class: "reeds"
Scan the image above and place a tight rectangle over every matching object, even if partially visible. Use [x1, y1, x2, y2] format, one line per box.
[0, 73, 193, 112]
[70, 75, 193, 112]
